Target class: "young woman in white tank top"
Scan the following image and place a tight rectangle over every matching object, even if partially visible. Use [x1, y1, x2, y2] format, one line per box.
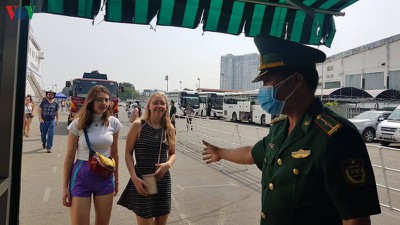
[23, 95, 34, 137]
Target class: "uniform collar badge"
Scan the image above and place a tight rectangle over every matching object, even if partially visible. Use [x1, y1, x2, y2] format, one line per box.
[268, 143, 276, 149]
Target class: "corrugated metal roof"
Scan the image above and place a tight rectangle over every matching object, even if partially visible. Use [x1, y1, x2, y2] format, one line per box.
[325, 33, 400, 61]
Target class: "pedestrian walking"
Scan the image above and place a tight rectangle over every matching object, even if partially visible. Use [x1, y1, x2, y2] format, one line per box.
[62, 85, 122, 225]
[184, 102, 194, 131]
[118, 92, 176, 225]
[169, 100, 176, 128]
[23, 94, 35, 137]
[202, 35, 381, 225]
[129, 103, 140, 123]
[61, 100, 65, 114]
[38, 90, 59, 153]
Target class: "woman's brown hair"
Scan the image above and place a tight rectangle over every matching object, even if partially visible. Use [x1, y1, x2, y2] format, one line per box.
[76, 85, 113, 130]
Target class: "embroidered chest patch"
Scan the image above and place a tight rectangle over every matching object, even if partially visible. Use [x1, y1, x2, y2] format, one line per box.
[341, 159, 367, 186]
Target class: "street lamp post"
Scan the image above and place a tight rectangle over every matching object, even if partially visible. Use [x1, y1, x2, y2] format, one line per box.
[179, 81, 182, 90]
[165, 75, 169, 91]
[197, 77, 200, 90]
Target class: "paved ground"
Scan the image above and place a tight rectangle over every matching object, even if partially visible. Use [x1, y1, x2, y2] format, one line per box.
[19, 110, 400, 224]
[19, 112, 261, 225]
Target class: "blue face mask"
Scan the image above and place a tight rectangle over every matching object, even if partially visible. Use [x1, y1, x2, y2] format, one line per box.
[258, 75, 295, 115]
[258, 86, 285, 115]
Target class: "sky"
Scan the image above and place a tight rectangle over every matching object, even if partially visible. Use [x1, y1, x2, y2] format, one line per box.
[30, 0, 400, 92]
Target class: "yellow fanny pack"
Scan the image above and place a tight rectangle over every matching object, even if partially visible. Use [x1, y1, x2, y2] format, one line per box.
[96, 152, 115, 168]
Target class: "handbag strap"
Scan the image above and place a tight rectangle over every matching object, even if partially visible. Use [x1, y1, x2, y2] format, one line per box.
[83, 128, 96, 157]
[135, 127, 164, 175]
[26, 105, 31, 113]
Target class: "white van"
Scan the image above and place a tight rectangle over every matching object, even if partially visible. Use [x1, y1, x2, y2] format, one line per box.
[376, 105, 400, 146]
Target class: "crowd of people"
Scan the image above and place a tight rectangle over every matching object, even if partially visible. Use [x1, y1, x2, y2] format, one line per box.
[24, 35, 382, 225]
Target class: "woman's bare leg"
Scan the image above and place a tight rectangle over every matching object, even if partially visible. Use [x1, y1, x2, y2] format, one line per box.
[70, 197, 91, 225]
[136, 215, 155, 225]
[25, 118, 32, 136]
[93, 193, 114, 225]
[155, 214, 169, 225]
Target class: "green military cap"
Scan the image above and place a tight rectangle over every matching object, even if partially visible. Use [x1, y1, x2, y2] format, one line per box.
[252, 35, 326, 83]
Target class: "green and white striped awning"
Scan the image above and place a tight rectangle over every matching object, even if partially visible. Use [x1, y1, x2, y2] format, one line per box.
[35, 0, 358, 47]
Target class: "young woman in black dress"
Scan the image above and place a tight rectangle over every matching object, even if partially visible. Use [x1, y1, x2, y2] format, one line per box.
[118, 92, 176, 225]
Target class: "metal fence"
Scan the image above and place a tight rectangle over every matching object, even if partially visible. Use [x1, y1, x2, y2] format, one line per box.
[366, 144, 400, 212]
[175, 116, 400, 212]
[327, 105, 365, 119]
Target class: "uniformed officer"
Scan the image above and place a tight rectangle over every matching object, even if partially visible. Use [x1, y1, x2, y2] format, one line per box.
[202, 35, 381, 225]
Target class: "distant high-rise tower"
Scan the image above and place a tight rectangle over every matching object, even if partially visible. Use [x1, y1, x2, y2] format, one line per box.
[220, 53, 261, 91]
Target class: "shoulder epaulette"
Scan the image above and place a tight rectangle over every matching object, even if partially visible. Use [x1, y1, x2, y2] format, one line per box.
[270, 114, 287, 125]
[315, 113, 342, 136]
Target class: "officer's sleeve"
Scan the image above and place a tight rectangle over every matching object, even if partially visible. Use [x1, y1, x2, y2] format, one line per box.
[323, 125, 381, 219]
[251, 137, 267, 171]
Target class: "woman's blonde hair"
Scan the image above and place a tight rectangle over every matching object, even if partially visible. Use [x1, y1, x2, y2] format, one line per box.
[143, 92, 176, 148]
[76, 85, 113, 130]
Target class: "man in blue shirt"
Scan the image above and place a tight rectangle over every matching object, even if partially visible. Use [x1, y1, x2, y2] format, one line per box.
[38, 90, 59, 153]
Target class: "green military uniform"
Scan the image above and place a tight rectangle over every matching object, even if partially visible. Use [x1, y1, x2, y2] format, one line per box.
[251, 98, 381, 225]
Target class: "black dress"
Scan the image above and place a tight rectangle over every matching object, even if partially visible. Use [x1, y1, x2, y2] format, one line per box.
[117, 123, 171, 218]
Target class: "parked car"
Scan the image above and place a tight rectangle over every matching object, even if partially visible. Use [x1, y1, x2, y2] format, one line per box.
[349, 110, 392, 143]
[376, 105, 400, 146]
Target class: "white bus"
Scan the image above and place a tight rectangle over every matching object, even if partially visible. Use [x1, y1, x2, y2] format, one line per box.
[165, 90, 200, 116]
[198, 92, 225, 119]
[223, 90, 273, 126]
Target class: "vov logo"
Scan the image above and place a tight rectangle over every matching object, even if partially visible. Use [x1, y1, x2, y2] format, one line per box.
[5, 5, 36, 20]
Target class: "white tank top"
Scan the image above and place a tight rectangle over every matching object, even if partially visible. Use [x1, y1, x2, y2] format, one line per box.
[25, 103, 33, 114]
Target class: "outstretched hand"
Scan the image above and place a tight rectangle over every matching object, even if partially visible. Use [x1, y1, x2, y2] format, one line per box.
[202, 140, 221, 164]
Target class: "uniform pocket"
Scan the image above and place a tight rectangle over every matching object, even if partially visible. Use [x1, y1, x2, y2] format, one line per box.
[277, 157, 314, 206]
[292, 159, 314, 206]
[262, 149, 276, 189]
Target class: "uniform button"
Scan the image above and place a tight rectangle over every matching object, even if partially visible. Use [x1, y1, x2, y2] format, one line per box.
[261, 212, 266, 219]
[293, 168, 299, 175]
[268, 183, 274, 190]
[277, 158, 282, 166]
[264, 158, 267, 163]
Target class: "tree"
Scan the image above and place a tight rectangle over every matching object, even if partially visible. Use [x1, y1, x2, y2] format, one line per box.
[120, 82, 134, 88]
[119, 82, 139, 101]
